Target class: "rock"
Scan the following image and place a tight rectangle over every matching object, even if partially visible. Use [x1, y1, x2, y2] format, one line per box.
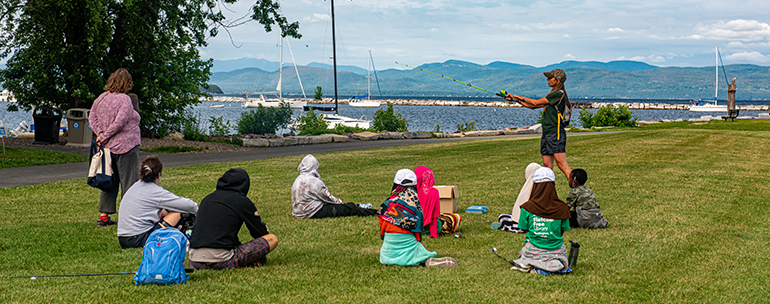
[311, 135, 333, 144]
[163, 130, 184, 140]
[328, 134, 348, 142]
[479, 130, 500, 137]
[463, 131, 480, 137]
[295, 136, 313, 145]
[758, 113, 770, 119]
[383, 131, 403, 140]
[267, 138, 285, 147]
[351, 132, 380, 141]
[242, 138, 269, 147]
[503, 129, 518, 135]
[402, 132, 432, 139]
[433, 132, 446, 138]
[283, 137, 298, 146]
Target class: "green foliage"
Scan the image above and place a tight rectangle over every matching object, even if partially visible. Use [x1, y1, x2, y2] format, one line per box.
[208, 116, 232, 136]
[237, 102, 293, 135]
[372, 102, 408, 132]
[0, 0, 300, 138]
[181, 111, 206, 142]
[201, 84, 224, 94]
[140, 146, 203, 153]
[0, 147, 88, 169]
[536, 109, 544, 124]
[295, 108, 329, 135]
[455, 121, 477, 132]
[434, 123, 441, 133]
[579, 105, 638, 128]
[313, 86, 323, 100]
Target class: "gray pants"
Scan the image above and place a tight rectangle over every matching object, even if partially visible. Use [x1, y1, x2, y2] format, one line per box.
[98, 145, 139, 214]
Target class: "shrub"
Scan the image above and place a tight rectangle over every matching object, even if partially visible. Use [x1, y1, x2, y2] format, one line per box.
[372, 102, 408, 132]
[578, 105, 638, 128]
[237, 102, 293, 135]
[456, 121, 476, 132]
[295, 108, 330, 135]
[208, 116, 232, 136]
[182, 110, 206, 142]
[313, 86, 323, 100]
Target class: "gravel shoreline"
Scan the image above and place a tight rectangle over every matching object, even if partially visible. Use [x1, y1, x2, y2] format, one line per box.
[2, 136, 254, 154]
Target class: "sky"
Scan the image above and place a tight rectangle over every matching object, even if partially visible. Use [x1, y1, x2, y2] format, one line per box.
[200, 0, 770, 70]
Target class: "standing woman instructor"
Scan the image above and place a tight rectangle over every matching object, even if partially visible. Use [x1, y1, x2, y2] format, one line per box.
[505, 69, 572, 181]
[89, 68, 141, 227]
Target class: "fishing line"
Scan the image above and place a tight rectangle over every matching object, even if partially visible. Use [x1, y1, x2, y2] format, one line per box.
[395, 61, 511, 99]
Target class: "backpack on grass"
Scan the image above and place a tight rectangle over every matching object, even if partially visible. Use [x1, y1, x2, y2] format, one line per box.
[134, 228, 189, 285]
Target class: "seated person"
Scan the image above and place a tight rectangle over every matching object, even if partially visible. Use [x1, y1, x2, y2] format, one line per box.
[415, 166, 441, 238]
[510, 167, 572, 274]
[496, 163, 540, 233]
[188, 168, 278, 270]
[566, 169, 608, 229]
[291, 154, 376, 219]
[376, 169, 457, 267]
[117, 155, 199, 249]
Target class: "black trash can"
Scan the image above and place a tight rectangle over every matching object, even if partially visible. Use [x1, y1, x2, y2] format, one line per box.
[33, 106, 63, 145]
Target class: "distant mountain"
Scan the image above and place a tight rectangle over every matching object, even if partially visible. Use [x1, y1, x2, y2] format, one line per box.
[540, 60, 657, 71]
[306, 62, 368, 75]
[207, 59, 770, 100]
[211, 58, 294, 73]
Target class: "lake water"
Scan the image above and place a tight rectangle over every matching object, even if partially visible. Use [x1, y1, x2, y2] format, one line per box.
[2, 98, 768, 135]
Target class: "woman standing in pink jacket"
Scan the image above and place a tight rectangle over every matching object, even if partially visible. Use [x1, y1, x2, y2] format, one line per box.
[89, 68, 141, 227]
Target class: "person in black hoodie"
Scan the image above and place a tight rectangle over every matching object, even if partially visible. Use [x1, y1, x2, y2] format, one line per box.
[188, 168, 278, 270]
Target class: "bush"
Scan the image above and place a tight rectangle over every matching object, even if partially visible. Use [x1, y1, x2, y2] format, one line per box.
[237, 102, 293, 135]
[456, 121, 476, 132]
[372, 102, 408, 132]
[295, 108, 329, 135]
[313, 86, 323, 100]
[578, 105, 638, 128]
[208, 116, 232, 136]
[182, 110, 206, 142]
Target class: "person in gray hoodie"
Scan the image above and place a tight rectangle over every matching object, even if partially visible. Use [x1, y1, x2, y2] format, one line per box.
[291, 154, 377, 219]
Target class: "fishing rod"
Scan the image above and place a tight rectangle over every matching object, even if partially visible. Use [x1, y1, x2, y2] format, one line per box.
[395, 61, 513, 100]
[9, 269, 194, 280]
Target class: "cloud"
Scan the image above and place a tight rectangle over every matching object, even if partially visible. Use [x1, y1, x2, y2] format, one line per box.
[303, 13, 331, 23]
[616, 54, 666, 63]
[724, 51, 770, 63]
[430, 28, 439, 33]
[693, 19, 770, 42]
[563, 34, 571, 38]
[607, 27, 623, 33]
[564, 53, 575, 59]
[499, 22, 569, 31]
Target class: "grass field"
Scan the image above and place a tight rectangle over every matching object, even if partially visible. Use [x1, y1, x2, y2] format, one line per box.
[0, 146, 88, 169]
[1, 119, 769, 303]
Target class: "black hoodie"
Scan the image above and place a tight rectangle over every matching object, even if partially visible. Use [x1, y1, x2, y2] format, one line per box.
[189, 168, 269, 250]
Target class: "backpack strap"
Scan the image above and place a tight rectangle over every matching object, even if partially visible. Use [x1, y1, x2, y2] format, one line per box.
[554, 90, 566, 140]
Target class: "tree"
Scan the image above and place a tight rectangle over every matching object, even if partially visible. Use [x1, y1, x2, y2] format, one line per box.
[0, 0, 300, 137]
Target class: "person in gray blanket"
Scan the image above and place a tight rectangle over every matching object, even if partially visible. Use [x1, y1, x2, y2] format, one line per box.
[117, 155, 199, 248]
[566, 169, 608, 229]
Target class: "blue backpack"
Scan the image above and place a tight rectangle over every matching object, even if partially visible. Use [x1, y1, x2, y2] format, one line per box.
[134, 228, 189, 285]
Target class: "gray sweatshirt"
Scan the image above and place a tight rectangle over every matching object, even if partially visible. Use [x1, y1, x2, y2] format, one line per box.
[291, 154, 343, 218]
[117, 180, 199, 237]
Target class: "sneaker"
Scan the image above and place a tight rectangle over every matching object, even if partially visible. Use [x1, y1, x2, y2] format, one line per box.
[510, 261, 532, 273]
[96, 217, 116, 227]
[425, 257, 458, 268]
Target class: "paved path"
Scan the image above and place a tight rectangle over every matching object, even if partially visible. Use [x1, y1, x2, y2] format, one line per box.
[1, 134, 543, 188]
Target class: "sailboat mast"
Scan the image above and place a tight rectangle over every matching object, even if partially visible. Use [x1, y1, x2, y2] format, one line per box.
[368, 50, 371, 100]
[279, 37, 283, 100]
[715, 46, 719, 99]
[331, 0, 338, 114]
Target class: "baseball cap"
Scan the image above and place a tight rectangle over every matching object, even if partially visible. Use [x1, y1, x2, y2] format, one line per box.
[543, 69, 567, 83]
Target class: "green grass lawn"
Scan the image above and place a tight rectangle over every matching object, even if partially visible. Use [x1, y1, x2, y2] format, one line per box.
[1, 120, 769, 303]
[0, 146, 88, 169]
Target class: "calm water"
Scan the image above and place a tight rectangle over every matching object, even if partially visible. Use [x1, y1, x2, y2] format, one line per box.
[2, 98, 767, 135]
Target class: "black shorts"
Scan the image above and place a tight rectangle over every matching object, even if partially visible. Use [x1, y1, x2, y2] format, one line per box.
[540, 132, 566, 155]
[118, 222, 162, 249]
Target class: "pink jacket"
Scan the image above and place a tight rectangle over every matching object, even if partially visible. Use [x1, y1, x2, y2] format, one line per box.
[89, 92, 141, 154]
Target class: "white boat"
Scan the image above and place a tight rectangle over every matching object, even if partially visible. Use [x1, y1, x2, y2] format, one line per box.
[323, 114, 371, 129]
[349, 50, 382, 108]
[210, 104, 225, 108]
[244, 36, 307, 109]
[690, 46, 728, 113]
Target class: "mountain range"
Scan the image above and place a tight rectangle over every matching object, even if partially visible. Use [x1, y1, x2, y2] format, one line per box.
[208, 59, 770, 100]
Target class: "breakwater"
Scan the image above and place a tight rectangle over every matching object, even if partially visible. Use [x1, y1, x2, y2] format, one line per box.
[201, 96, 770, 111]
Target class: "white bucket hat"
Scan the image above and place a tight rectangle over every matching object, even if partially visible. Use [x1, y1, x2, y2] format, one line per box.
[532, 167, 556, 183]
[394, 169, 417, 187]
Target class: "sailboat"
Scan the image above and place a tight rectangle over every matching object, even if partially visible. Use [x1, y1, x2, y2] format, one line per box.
[314, 0, 372, 129]
[349, 50, 382, 108]
[689, 46, 728, 112]
[243, 37, 307, 109]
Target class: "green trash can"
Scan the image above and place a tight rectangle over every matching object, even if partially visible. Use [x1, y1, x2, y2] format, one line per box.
[65, 108, 92, 147]
[32, 106, 62, 145]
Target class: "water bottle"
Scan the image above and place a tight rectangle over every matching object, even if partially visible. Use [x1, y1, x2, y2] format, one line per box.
[568, 240, 580, 268]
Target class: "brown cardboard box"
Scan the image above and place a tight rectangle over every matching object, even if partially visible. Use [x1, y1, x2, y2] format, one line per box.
[434, 185, 458, 213]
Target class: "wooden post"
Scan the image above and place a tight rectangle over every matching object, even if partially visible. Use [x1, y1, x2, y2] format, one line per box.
[725, 79, 738, 121]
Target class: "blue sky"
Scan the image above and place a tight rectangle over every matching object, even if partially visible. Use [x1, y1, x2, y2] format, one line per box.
[200, 0, 770, 70]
